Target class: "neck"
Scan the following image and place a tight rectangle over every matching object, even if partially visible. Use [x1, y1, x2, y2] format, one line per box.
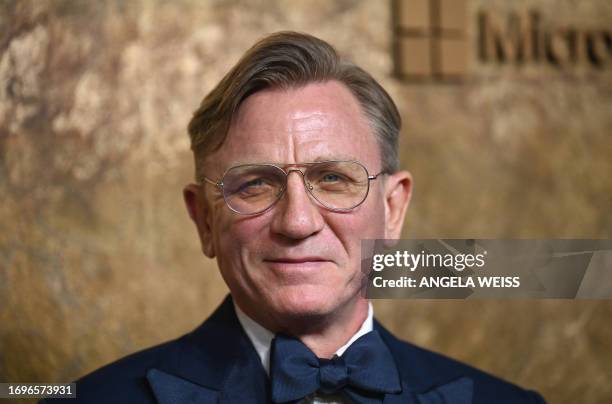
[294, 298, 369, 358]
[236, 296, 370, 359]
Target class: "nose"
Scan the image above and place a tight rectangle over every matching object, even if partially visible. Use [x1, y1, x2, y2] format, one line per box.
[270, 169, 325, 240]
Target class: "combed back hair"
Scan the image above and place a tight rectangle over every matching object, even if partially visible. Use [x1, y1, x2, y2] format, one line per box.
[187, 31, 401, 180]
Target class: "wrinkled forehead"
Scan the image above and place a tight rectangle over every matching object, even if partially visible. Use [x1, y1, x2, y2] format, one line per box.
[203, 82, 381, 173]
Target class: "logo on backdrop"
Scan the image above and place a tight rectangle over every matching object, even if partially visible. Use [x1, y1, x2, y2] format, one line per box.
[393, 0, 612, 82]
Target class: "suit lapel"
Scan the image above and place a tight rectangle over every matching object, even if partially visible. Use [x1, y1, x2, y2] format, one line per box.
[147, 368, 219, 404]
[146, 296, 269, 404]
[382, 378, 473, 404]
[376, 321, 474, 404]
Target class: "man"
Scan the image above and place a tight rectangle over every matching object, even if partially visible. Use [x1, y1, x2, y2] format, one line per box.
[43, 32, 544, 403]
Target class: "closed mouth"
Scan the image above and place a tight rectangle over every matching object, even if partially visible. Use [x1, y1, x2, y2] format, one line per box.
[265, 257, 328, 264]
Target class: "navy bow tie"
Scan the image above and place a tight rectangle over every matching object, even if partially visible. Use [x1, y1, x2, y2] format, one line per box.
[270, 330, 402, 403]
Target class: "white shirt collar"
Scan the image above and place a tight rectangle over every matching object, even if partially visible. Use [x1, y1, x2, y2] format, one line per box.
[234, 301, 374, 375]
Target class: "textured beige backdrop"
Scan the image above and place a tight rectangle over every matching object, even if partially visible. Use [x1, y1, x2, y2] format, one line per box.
[1, 1, 611, 403]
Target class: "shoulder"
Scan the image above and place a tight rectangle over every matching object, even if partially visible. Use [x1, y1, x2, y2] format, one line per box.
[375, 321, 546, 403]
[41, 337, 184, 404]
[41, 297, 240, 404]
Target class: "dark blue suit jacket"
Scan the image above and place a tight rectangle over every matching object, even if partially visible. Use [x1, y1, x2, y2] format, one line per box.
[43, 296, 545, 403]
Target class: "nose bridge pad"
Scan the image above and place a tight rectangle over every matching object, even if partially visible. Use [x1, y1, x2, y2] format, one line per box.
[285, 168, 314, 197]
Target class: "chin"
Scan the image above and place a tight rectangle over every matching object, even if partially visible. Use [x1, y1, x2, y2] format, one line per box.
[271, 285, 345, 319]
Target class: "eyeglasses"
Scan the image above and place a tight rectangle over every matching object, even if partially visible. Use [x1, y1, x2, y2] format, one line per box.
[199, 160, 387, 215]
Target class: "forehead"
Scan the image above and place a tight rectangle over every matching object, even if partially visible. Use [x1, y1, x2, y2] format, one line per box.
[205, 81, 381, 171]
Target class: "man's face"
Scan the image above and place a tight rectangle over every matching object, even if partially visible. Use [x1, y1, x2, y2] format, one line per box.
[185, 81, 410, 328]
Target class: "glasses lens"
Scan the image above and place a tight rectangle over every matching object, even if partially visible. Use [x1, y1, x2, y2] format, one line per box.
[222, 164, 285, 214]
[305, 161, 369, 210]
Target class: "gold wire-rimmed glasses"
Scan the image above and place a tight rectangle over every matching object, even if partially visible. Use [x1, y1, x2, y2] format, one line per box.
[199, 160, 387, 215]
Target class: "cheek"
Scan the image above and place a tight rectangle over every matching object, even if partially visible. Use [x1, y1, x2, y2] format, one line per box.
[327, 199, 386, 261]
[353, 190, 386, 237]
[213, 214, 269, 265]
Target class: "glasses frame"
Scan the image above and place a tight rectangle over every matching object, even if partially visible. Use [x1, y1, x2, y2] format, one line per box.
[199, 160, 387, 216]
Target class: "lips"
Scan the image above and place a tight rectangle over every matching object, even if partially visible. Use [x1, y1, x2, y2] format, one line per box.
[263, 257, 333, 279]
[265, 257, 328, 264]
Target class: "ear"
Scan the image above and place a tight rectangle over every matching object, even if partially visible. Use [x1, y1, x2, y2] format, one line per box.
[183, 184, 216, 258]
[383, 170, 412, 241]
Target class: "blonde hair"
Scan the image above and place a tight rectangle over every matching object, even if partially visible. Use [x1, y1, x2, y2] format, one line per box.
[187, 31, 401, 179]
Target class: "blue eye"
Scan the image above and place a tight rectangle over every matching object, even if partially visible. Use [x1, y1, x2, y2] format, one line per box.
[236, 178, 268, 194]
[321, 173, 341, 182]
[239, 178, 264, 190]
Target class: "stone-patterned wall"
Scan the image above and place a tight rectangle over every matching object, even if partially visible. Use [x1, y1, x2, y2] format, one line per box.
[0, 1, 610, 403]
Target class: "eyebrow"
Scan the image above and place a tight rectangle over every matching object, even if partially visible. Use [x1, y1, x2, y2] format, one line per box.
[205, 156, 364, 181]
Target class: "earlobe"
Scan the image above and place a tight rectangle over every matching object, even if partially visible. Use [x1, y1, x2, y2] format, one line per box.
[183, 184, 216, 258]
[383, 171, 412, 241]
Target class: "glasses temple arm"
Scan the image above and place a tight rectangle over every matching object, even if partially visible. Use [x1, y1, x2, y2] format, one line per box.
[368, 170, 390, 180]
[200, 175, 222, 188]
